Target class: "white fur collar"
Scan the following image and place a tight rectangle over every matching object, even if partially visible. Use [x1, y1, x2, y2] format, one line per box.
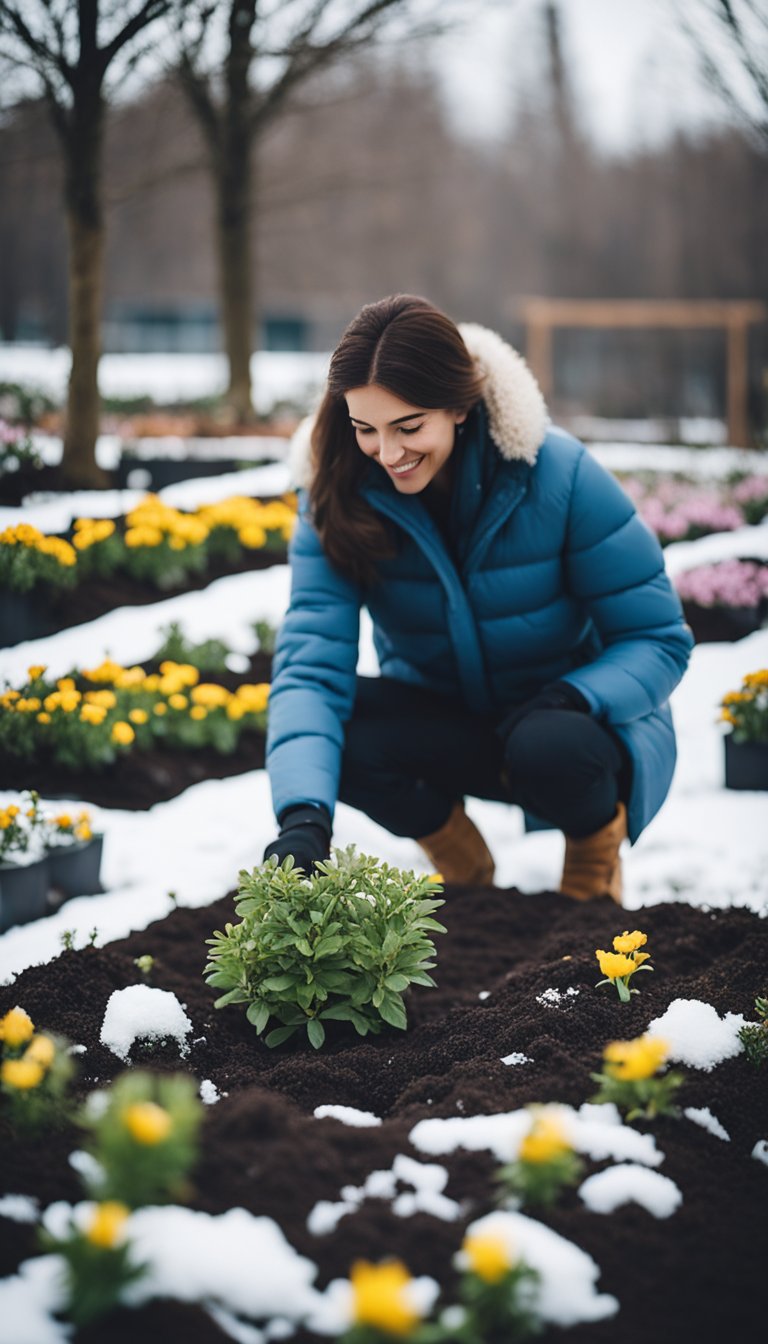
[288, 322, 550, 488]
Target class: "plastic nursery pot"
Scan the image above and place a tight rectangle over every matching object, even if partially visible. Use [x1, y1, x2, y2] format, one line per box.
[0, 856, 51, 932]
[0, 588, 56, 650]
[115, 456, 244, 490]
[682, 601, 764, 644]
[724, 735, 768, 791]
[46, 835, 104, 900]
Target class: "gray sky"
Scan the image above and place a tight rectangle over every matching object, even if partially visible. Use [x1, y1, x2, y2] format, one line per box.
[431, 0, 764, 153]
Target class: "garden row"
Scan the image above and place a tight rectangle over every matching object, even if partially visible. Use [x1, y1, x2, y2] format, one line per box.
[0, 491, 296, 645]
[0, 861, 766, 1342]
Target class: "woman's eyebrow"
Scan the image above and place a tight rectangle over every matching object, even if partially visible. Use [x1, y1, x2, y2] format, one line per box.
[348, 411, 426, 426]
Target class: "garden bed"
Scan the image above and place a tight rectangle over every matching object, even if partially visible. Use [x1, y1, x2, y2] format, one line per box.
[0, 887, 765, 1342]
[0, 654, 273, 808]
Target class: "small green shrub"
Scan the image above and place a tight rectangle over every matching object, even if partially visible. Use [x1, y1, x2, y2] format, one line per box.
[153, 621, 232, 674]
[739, 995, 768, 1067]
[205, 846, 445, 1048]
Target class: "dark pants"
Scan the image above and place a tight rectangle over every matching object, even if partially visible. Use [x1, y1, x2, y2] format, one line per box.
[338, 676, 633, 841]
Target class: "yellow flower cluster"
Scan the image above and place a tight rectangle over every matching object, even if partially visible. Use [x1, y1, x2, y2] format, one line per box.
[350, 1259, 422, 1335]
[596, 930, 651, 982]
[53, 809, 93, 842]
[196, 495, 296, 547]
[0, 522, 76, 567]
[72, 518, 116, 551]
[125, 495, 210, 551]
[0, 1007, 57, 1092]
[603, 1033, 669, 1082]
[719, 668, 768, 733]
[0, 803, 21, 830]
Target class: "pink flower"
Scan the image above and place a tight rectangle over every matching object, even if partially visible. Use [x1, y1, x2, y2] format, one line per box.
[674, 560, 768, 608]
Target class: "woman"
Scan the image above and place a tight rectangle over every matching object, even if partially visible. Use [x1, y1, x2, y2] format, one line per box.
[263, 294, 693, 902]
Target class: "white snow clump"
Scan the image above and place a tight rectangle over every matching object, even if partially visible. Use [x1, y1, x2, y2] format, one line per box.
[100, 984, 192, 1062]
[646, 998, 746, 1071]
[579, 1164, 682, 1218]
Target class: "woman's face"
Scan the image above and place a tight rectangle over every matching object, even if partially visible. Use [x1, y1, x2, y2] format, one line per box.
[345, 384, 466, 492]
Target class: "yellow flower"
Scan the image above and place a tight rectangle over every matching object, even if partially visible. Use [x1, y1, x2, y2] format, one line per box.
[85, 689, 117, 709]
[128, 708, 149, 725]
[612, 930, 647, 955]
[86, 1201, 130, 1249]
[37, 712, 52, 724]
[0, 1005, 35, 1046]
[75, 822, 93, 842]
[57, 678, 76, 692]
[123, 1101, 173, 1145]
[125, 525, 164, 548]
[238, 523, 267, 549]
[595, 950, 638, 981]
[153, 702, 168, 716]
[518, 1110, 572, 1164]
[23, 1034, 56, 1069]
[350, 1260, 421, 1335]
[55, 813, 73, 829]
[226, 699, 246, 721]
[189, 705, 207, 721]
[191, 683, 229, 708]
[1, 1058, 44, 1090]
[462, 1232, 513, 1283]
[6, 805, 19, 818]
[114, 666, 146, 689]
[168, 693, 188, 711]
[603, 1034, 669, 1082]
[80, 703, 107, 725]
[111, 721, 135, 746]
[27, 665, 47, 680]
[82, 659, 125, 684]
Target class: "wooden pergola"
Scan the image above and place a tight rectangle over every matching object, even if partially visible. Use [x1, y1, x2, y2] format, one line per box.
[512, 299, 767, 448]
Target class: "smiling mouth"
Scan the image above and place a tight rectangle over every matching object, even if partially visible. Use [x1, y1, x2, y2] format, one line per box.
[388, 456, 425, 476]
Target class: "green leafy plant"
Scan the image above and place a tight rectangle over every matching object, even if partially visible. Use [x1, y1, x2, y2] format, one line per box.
[496, 1106, 583, 1209]
[78, 1071, 202, 1207]
[739, 996, 768, 1066]
[205, 847, 445, 1049]
[153, 621, 232, 674]
[252, 618, 277, 654]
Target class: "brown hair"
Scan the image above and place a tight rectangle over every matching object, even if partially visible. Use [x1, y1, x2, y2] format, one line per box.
[308, 294, 485, 586]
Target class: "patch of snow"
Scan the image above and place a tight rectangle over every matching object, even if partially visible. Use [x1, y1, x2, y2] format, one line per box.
[752, 1140, 768, 1167]
[313, 1104, 381, 1127]
[501, 1052, 532, 1066]
[646, 999, 746, 1071]
[68, 1044, 87, 1055]
[68, 1150, 105, 1185]
[307, 1155, 460, 1236]
[455, 1209, 617, 1326]
[100, 984, 193, 1063]
[579, 1164, 682, 1218]
[207, 1303, 265, 1343]
[684, 1107, 731, 1141]
[478, 990, 491, 1000]
[0, 1195, 38, 1224]
[200, 1079, 221, 1106]
[536, 987, 579, 1006]
[0, 1253, 69, 1343]
[410, 1104, 663, 1168]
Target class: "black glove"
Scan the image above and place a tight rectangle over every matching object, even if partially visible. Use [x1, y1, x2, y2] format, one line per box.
[262, 803, 332, 875]
[495, 680, 591, 743]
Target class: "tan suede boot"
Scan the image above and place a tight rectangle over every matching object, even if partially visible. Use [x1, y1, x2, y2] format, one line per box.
[560, 802, 628, 904]
[416, 801, 496, 886]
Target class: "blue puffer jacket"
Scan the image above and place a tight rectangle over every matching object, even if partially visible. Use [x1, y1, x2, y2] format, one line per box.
[266, 324, 694, 844]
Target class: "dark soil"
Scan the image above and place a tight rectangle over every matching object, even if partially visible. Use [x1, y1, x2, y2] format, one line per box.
[0, 653, 274, 808]
[1, 887, 766, 1344]
[4, 544, 287, 646]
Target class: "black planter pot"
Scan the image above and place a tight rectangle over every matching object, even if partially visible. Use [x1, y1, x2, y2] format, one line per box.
[0, 588, 56, 649]
[46, 835, 104, 899]
[0, 856, 50, 932]
[682, 601, 764, 644]
[115, 456, 274, 491]
[724, 735, 768, 790]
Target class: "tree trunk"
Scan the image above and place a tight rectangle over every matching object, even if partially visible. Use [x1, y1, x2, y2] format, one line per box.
[215, 153, 255, 424]
[61, 95, 108, 488]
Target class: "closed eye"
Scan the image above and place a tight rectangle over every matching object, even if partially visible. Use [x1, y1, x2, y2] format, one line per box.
[354, 424, 423, 435]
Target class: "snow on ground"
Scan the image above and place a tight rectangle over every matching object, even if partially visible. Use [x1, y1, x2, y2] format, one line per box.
[645, 999, 746, 1070]
[683, 1107, 730, 1141]
[454, 1208, 618, 1326]
[0, 345, 330, 413]
[100, 984, 193, 1062]
[578, 1164, 682, 1218]
[410, 1103, 663, 1168]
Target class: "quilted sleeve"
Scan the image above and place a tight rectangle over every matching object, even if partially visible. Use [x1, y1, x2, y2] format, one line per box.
[266, 504, 362, 821]
[559, 449, 694, 724]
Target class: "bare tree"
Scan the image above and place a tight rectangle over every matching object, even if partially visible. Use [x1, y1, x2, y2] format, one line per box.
[0, 1, 182, 485]
[174, 0, 462, 422]
[673, 0, 768, 146]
